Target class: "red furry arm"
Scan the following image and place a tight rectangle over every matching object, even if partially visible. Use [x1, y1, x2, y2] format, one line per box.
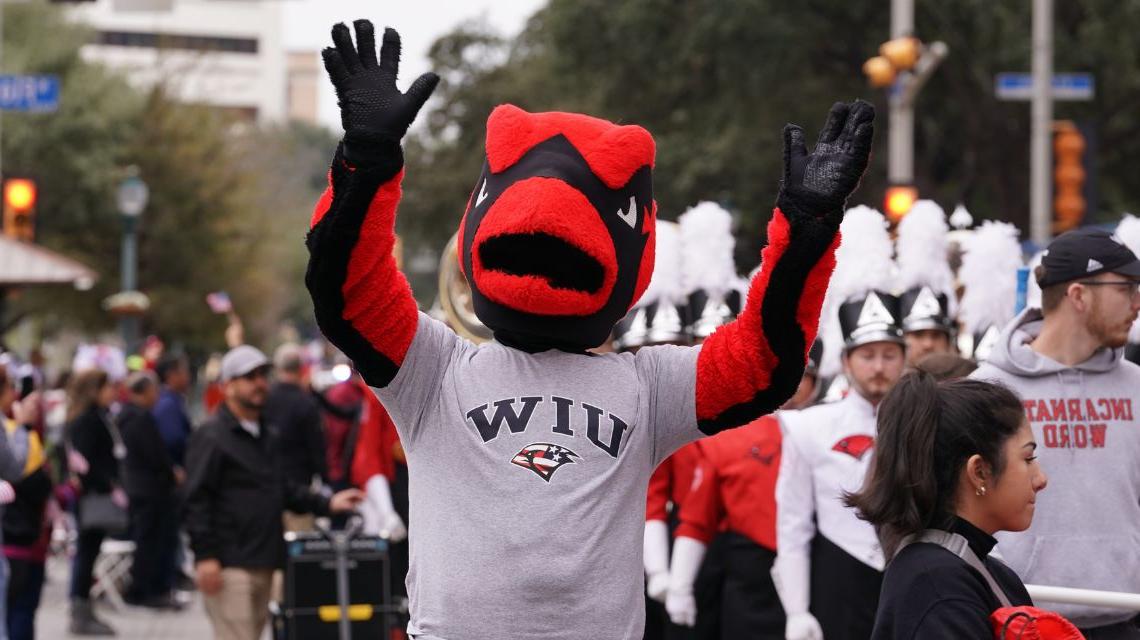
[305, 142, 418, 388]
[695, 208, 839, 434]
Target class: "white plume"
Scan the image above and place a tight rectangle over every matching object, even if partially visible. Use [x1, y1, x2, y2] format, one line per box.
[637, 220, 684, 308]
[958, 221, 1024, 336]
[679, 201, 737, 298]
[896, 199, 957, 317]
[1113, 213, 1140, 342]
[818, 205, 896, 379]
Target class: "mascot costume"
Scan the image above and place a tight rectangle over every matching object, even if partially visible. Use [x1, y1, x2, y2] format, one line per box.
[305, 20, 874, 640]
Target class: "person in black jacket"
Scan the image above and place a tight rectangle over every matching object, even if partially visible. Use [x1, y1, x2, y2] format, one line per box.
[184, 346, 362, 640]
[118, 371, 180, 609]
[263, 344, 327, 532]
[845, 372, 1049, 640]
[64, 368, 122, 636]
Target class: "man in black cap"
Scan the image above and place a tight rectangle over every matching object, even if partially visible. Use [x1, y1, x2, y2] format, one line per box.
[184, 345, 363, 640]
[973, 228, 1140, 638]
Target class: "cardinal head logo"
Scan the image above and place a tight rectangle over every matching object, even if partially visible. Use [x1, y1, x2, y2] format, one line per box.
[511, 443, 580, 482]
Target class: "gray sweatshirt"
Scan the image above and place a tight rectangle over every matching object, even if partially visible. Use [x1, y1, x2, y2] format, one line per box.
[375, 314, 701, 640]
[972, 308, 1140, 627]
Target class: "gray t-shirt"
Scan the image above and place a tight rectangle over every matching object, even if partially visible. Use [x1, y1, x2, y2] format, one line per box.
[375, 313, 700, 640]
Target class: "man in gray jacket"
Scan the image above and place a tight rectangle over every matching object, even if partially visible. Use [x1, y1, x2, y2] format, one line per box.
[972, 228, 1140, 638]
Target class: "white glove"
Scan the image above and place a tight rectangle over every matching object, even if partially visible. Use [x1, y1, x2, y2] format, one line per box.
[665, 536, 706, 627]
[666, 588, 697, 627]
[643, 520, 670, 603]
[0, 482, 15, 505]
[364, 475, 407, 542]
[646, 571, 670, 603]
[785, 612, 823, 640]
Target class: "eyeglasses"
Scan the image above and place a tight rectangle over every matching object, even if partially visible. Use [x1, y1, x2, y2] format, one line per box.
[1077, 281, 1140, 296]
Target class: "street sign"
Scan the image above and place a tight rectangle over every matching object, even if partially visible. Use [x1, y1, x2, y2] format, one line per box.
[995, 73, 1094, 101]
[0, 75, 60, 112]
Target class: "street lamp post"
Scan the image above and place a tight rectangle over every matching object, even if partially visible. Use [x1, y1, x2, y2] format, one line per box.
[117, 167, 148, 354]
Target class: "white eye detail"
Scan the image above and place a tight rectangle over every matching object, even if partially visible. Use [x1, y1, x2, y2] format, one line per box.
[616, 196, 637, 229]
[475, 179, 490, 207]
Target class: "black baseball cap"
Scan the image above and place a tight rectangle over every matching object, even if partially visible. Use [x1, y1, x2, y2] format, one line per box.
[1037, 228, 1140, 287]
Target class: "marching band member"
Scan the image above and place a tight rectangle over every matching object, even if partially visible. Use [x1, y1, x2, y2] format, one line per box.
[775, 207, 904, 640]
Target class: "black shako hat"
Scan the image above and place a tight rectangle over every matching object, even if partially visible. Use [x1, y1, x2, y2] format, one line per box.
[899, 285, 954, 334]
[838, 291, 905, 350]
[1038, 227, 1140, 287]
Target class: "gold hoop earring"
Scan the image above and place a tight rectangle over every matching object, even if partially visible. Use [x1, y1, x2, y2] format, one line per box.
[976, 485, 987, 497]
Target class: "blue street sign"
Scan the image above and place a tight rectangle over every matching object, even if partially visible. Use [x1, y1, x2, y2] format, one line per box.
[995, 72, 1094, 101]
[0, 75, 60, 112]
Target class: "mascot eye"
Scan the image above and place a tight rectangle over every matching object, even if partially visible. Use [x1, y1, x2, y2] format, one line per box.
[616, 196, 637, 229]
[476, 179, 490, 207]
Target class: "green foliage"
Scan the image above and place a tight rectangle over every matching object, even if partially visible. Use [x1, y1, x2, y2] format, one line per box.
[396, 0, 1140, 290]
[3, 3, 333, 353]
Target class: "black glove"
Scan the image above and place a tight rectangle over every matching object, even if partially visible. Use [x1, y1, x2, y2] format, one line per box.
[322, 20, 439, 162]
[776, 100, 875, 226]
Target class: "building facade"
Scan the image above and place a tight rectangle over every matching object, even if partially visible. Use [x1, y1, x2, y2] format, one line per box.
[67, 0, 288, 123]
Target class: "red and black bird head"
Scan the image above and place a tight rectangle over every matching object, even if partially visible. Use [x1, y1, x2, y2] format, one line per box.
[457, 104, 657, 350]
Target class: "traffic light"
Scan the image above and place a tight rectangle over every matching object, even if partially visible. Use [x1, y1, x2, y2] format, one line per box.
[3, 178, 36, 242]
[862, 56, 896, 88]
[1052, 121, 1086, 233]
[864, 36, 923, 87]
[880, 37, 921, 71]
[884, 185, 918, 222]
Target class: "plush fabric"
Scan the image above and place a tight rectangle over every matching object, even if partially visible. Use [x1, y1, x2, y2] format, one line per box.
[459, 106, 657, 349]
[695, 209, 839, 433]
[470, 177, 619, 316]
[305, 143, 417, 387]
[485, 104, 655, 188]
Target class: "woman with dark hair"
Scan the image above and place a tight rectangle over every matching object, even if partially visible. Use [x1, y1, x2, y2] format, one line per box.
[64, 369, 122, 636]
[847, 371, 1049, 639]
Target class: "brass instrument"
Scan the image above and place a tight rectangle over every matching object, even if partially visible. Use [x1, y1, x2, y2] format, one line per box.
[438, 232, 493, 343]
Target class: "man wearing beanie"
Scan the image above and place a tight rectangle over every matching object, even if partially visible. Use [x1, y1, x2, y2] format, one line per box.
[972, 228, 1140, 638]
[184, 345, 363, 640]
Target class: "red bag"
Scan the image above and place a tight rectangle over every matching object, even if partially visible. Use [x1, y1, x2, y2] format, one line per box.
[991, 606, 1085, 640]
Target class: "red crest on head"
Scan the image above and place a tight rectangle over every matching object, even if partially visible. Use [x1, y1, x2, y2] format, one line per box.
[485, 104, 656, 189]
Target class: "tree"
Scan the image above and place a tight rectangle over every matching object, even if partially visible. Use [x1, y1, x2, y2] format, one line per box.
[2, 4, 334, 354]
[395, 0, 1140, 295]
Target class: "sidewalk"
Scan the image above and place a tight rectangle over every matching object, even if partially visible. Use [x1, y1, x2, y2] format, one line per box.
[36, 555, 223, 640]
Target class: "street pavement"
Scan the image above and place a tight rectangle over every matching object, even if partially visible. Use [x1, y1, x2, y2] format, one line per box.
[36, 554, 227, 639]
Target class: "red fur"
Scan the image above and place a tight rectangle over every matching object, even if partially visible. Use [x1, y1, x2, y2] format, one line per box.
[471, 177, 619, 316]
[796, 232, 840, 359]
[341, 170, 418, 368]
[485, 104, 655, 189]
[630, 202, 658, 310]
[694, 210, 838, 421]
[311, 170, 334, 228]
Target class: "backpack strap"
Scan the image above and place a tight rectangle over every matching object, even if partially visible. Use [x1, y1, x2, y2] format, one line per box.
[903, 529, 1013, 608]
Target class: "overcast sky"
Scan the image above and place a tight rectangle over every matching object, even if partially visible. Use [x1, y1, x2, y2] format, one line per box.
[282, 0, 544, 130]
